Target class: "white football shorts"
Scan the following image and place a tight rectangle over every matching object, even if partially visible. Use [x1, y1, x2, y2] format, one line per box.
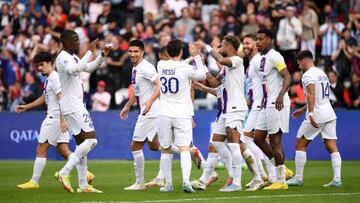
[297, 119, 337, 140]
[133, 116, 157, 142]
[38, 115, 70, 146]
[158, 116, 192, 148]
[64, 109, 95, 136]
[255, 106, 290, 135]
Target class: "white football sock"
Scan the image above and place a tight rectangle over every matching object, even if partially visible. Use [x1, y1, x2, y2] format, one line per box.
[132, 150, 145, 184]
[199, 152, 218, 183]
[244, 136, 267, 177]
[156, 166, 164, 179]
[30, 157, 46, 184]
[243, 148, 261, 181]
[180, 151, 192, 184]
[77, 156, 88, 189]
[160, 153, 173, 186]
[276, 164, 286, 183]
[60, 139, 97, 176]
[212, 141, 233, 178]
[295, 150, 307, 180]
[330, 152, 342, 182]
[228, 143, 242, 186]
[263, 155, 276, 183]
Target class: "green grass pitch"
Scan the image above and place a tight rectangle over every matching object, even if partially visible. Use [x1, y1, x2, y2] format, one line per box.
[1, 160, 360, 203]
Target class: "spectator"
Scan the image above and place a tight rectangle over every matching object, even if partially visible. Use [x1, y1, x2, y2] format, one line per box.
[91, 80, 111, 112]
[328, 71, 347, 107]
[221, 13, 241, 36]
[300, 0, 319, 58]
[331, 38, 353, 82]
[241, 14, 259, 36]
[289, 71, 307, 108]
[319, 12, 345, 72]
[348, 73, 360, 108]
[96, 1, 117, 37]
[174, 8, 197, 38]
[201, 0, 219, 24]
[166, 0, 188, 18]
[276, 6, 302, 73]
[0, 3, 12, 30]
[22, 72, 42, 105]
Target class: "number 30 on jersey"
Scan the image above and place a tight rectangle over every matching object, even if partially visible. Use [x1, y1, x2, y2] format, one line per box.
[160, 77, 179, 94]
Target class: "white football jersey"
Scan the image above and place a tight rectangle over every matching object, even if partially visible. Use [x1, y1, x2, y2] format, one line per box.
[131, 59, 159, 117]
[302, 67, 336, 123]
[218, 56, 248, 113]
[248, 57, 264, 110]
[252, 50, 290, 108]
[56, 50, 87, 115]
[215, 84, 226, 119]
[44, 71, 62, 116]
[157, 58, 206, 118]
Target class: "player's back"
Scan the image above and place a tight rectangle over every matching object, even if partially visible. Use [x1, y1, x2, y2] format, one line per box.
[157, 59, 198, 118]
[44, 71, 61, 116]
[55, 50, 86, 114]
[302, 67, 336, 123]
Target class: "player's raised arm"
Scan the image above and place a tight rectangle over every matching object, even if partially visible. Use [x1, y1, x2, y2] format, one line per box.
[195, 41, 233, 67]
[15, 95, 45, 113]
[187, 43, 207, 81]
[192, 81, 217, 96]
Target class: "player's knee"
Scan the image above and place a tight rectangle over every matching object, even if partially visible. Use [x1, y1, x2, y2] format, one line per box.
[86, 138, 98, 149]
[57, 144, 71, 158]
[148, 143, 159, 151]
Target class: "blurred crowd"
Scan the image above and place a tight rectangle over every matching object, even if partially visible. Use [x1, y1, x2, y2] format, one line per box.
[0, 0, 359, 112]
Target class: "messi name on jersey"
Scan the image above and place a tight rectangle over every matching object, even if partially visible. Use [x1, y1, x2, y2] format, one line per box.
[161, 69, 176, 75]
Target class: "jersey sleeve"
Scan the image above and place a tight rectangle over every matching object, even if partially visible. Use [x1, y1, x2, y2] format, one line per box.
[49, 73, 62, 95]
[272, 52, 287, 72]
[302, 72, 316, 88]
[142, 65, 158, 83]
[186, 64, 206, 81]
[229, 56, 242, 69]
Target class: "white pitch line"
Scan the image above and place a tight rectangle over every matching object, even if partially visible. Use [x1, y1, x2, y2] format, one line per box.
[81, 192, 360, 203]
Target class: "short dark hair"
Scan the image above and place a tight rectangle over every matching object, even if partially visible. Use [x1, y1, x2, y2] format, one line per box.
[33, 51, 53, 65]
[159, 46, 167, 55]
[223, 35, 240, 51]
[129, 39, 144, 50]
[257, 28, 273, 39]
[296, 50, 313, 61]
[243, 33, 257, 42]
[342, 27, 350, 33]
[166, 39, 183, 57]
[60, 30, 78, 45]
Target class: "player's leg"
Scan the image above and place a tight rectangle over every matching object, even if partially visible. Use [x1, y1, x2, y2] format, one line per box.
[56, 143, 95, 185]
[240, 141, 264, 191]
[287, 121, 315, 186]
[174, 118, 195, 193]
[158, 116, 174, 192]
[223, 126, 243, 192]
[17, 143, 50, 189]
[191, 142, 219, 190]
[56, 112, 100, 193]
[322, 120, 342, 187]
[144, 134, 166, 187]
[243, 110, 268, 180]
[287, 137, 311, 186]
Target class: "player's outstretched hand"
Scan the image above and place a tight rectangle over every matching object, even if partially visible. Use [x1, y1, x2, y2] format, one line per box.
[15, 105, 27, 113]
[292, 108, 305, 119]
[60, 117, 68, 133]
[119, 106, 129, 120]
[89, 38, 99, 52]
[309, 115, 319, 128]
[275, 94, 284, 111]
